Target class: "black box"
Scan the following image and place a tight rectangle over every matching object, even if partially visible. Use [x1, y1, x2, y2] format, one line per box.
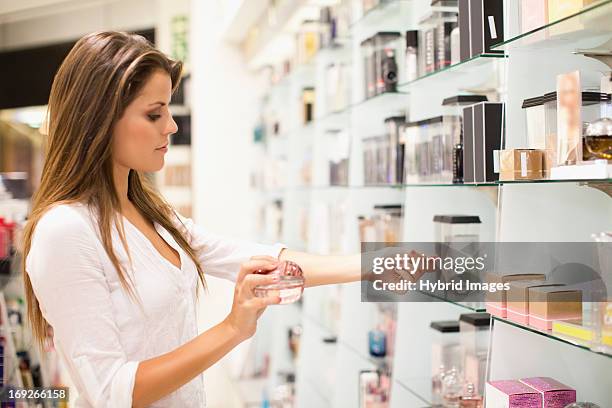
[469, 0, 504, 56]
[463, 102, 504, 183]
[458, 0, 471, 61]
[462, 105, 475, 183]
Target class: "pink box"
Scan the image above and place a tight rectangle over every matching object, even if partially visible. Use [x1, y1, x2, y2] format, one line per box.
[519, 377, 576, 408]
[486, 380, 543, 407]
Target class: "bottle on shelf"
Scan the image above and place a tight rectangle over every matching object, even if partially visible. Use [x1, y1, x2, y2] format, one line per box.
[459, 382, 483, 408]
[405, 30, 419, 83]
[442, 367, 464, 408]
[431, 364, 446, 407]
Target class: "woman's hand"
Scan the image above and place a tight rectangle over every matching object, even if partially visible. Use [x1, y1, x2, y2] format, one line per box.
[224, 256, 282, 342]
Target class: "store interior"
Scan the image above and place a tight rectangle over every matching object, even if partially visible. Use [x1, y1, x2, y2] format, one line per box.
[0, 0, 611, 407]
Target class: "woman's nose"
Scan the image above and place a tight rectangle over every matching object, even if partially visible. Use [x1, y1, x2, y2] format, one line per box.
[166, 114, 178, 135]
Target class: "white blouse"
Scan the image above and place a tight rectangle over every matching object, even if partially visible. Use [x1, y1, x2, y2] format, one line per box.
[25, 203, 286, 408]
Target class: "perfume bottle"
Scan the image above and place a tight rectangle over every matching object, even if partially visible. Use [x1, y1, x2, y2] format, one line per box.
[459, 383, 482, 408]
[405, 30, 419, 82]
[584, 118, 612, 160]
[253, 261, 305, 304]
[368, 326, 387, 358]
[442, 367, 463, 408]
[431, 364, 446, 407]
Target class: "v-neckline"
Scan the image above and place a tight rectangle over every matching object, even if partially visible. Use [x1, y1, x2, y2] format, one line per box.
[121, 215, 183, 272]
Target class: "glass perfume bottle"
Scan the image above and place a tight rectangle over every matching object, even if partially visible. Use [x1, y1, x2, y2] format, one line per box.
[253, 261, 305, 304]
[431, 364, 446, 407]
[584, 117, 612, 160]
[442, 367, 463, 408]
[459, 383, 482, 408]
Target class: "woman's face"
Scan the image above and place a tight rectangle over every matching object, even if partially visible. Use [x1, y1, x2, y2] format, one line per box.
[112, 70, 178, 172]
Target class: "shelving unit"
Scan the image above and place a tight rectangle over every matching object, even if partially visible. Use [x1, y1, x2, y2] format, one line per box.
[241, 0, 612, 406]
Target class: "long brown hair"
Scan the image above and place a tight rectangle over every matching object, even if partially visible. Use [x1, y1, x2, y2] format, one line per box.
[22, 31, 206, 348]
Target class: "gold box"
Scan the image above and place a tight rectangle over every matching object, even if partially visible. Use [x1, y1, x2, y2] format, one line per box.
[499, 149, 544, 180]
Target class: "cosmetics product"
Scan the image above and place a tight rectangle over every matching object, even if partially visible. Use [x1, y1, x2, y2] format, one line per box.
[451, 25, 461, 65]
[433, 215, 481, 243]
[358, 215, 377, 243]
[253, 261, 305, 305]
[462, 102, 504, 183]
[405, 30, 419, 82]
[437, 20, 459, 70]
[402, 122, 419, 183]
[328, 129, 350, 186]
[551, 319, 596, 347]
[485, 273, 547, 318]
[460, 383, 483, 407]
[522, 96, 546, 150]
[373, 32, 401, 94]
[442, 367, 463, 408]
[486, 380, 543, 408]
[385, 115, 406, 184]
[499, 149, 544, 181]
[556, 71, 583, 166]
[430, 320, 462, 392]
[507, 282, 560, 325]
[301, 87, 315, 124]
[584, 118, 612, 161]
[432, 364, 446, 407]
[443, 95, 488, 183]
[459, 313, 490, 395]
[521, 0, 548, 34]
[469, 0, 504, 56]
[519, 377, 576, 408]
[368, 328, 387, 357]
[373, 205, 403, 243]
[424, 27, 436, 74]
[528, 286, 582, 331]
[361, 38, 376, 99]
[458, 0, 471, 61]
[296, 20, 320, 64]
[543, 90, 611, 174]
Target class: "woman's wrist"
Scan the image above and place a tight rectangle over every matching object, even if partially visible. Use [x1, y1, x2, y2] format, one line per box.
[221, 315, 250, 344]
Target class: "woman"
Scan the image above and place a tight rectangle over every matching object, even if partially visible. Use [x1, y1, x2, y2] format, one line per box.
[23, 31, 362, 408]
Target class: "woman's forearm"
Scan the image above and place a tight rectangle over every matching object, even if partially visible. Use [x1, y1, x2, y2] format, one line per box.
[279, 249, 361, 287]
[132, 318, 242, 407]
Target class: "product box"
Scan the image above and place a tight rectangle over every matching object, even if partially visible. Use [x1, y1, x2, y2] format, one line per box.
[499, 149, 544, 181]
[528, 286, 582, 331]
[469, 0, 504, 56]
[519, 377, 576, 408]
[458, 0, 471, 61]
[506, 282, 559, 325]
[486, 380, 543, 407]
[552, 319, 595, 347]
[462, 102, 504, 183]
[485, 273, 546, 318]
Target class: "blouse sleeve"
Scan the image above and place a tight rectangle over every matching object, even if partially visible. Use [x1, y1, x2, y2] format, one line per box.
[176, 214, 287, 282]
[26, 205, 139, 408]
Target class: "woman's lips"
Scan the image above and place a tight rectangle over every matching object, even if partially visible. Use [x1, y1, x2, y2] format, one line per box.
[155, 143, 169, 152]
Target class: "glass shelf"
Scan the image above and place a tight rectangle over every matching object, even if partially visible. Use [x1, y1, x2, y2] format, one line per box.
[350, 1, 414, 31]
[493, 317, 612, 359]
[259, 178, 611, 194]
[492, 0, 612, 52]
[398, 53, 506, 91]
[350, 91, 409, 113]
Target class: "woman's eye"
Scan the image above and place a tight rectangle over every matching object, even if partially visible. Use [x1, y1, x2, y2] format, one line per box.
[148, 114, 161, 121]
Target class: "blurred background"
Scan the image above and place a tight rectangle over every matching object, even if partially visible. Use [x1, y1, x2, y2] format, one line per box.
[1, 0, 611, 407]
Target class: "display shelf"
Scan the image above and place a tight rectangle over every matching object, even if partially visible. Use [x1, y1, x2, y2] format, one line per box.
[350, 91, 408, 113]
[492, 0, 612, 52]
[350, 1, 413, 29]
[493, 316, 612, 359]
[260, 178, 611, 192]
[398, 53, 506, 92]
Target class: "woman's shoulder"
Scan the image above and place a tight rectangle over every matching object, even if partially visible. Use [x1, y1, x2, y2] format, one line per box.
[35, 202, 96, 238]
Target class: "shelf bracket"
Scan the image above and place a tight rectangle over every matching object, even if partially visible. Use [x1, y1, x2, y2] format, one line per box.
[574, 38, 612, 69]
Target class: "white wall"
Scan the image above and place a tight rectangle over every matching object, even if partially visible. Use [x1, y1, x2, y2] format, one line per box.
[191, 1, 265, 407]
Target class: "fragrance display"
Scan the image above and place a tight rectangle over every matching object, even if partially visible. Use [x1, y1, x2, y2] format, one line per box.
[244, 0, 612, 407]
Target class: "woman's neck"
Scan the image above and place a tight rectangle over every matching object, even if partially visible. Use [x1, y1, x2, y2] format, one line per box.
[113, 162, 132, 212]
